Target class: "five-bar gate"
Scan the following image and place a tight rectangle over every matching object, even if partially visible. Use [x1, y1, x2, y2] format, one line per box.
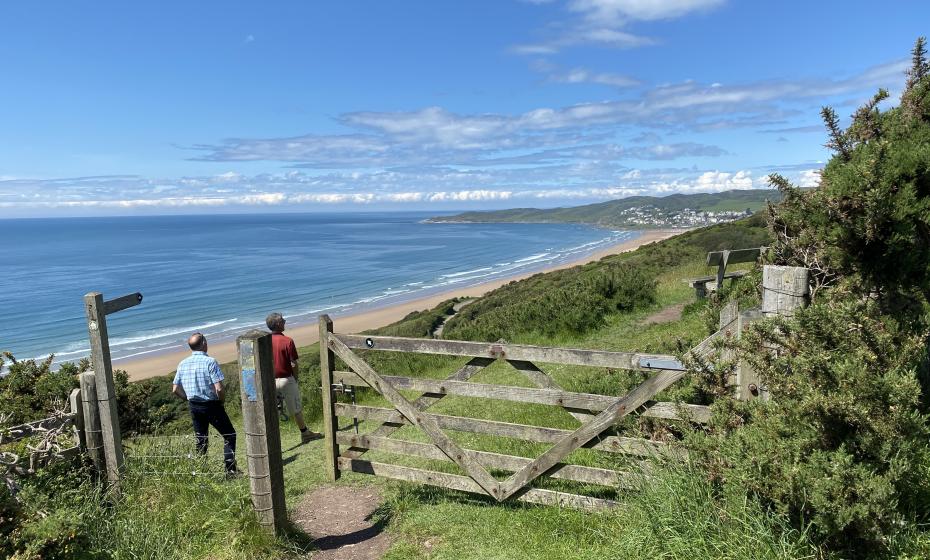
[318, 315, 710, 509]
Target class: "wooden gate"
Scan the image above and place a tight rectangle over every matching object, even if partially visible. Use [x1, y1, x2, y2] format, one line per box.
[318, 315, 710, 509]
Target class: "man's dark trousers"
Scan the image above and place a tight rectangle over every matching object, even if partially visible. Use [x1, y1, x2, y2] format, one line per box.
[188, 400, 237, 473]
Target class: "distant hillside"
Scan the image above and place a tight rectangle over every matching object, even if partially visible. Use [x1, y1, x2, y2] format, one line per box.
[428, 189, 782, 229]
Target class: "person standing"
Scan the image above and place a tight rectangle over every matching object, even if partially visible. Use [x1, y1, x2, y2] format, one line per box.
[266, 312, 319, 443]
[172, 332, 238, 475]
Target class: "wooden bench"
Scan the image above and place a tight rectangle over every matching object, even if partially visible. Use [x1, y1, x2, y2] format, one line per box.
[692, 247, 766, 299]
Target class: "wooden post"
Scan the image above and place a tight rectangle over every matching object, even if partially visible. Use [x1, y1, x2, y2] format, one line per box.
[319, 315, 340, 482]
[762, 265, 809, 317]
[718, 300, 739, 330]
[79, 372, 105, 473]
[83, 292, 124, 485]
[734, 309, 765, 401]
[716, 301, 739, 392]
[69, 388, 86, 452]
[237, 330, 286, 534]
[716, 250, 730, 292]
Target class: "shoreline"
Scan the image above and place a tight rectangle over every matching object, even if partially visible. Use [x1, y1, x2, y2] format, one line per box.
[116, 228, 685, 381]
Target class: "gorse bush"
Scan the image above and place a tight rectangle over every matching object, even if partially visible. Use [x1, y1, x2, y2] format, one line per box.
[694, 38, 930, 557]
[0, 353, 82, 424]
[768, 38, 930, 309]
[696, 300, 930, 553]
[443, 262, 656, 341]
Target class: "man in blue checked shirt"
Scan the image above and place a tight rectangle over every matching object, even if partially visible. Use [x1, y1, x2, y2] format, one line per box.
[172, 332, 238, 475]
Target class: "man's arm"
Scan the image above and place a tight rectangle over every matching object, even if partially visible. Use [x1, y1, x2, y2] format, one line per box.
[172, 383, 187, 401]
[209, 359, 225, 401]
[289, 339, 299, 378]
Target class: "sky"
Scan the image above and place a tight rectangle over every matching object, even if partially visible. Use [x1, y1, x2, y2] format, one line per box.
[1, 1, 927, 217]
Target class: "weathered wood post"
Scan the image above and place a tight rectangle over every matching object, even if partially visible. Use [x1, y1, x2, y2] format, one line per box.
[762, 265, 810, 317]
[715, 250, 731, 292]
[319, 314, 340, 481]
[79, 372, 105, 474]
[83, 292, 124, 486]
[237, 330, 286, 534]
[734, 308, 764, 400]
[69, 388, 85, 453]
[736, 265, 809, 401]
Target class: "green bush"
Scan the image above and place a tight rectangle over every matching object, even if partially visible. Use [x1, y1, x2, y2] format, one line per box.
[443, 263, 657, 342]
[693, 39, 930, 556]
[767, 38, 930, 310]
[0, 353, 82, 424]
[694, 300, 930, 553]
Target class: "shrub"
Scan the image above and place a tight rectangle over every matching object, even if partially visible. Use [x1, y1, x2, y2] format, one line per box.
[694, 300, 930, 553]
[694, 38, 930, 556]
[0, 353, 82, 424]
[767, 38, 930, 310]
[444, 263, 656, 342]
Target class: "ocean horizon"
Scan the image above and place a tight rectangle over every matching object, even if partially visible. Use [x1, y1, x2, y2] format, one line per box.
[0, 211, 639, 369]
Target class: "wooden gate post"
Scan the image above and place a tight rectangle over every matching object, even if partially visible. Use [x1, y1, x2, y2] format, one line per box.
[762, 265, 809, 317]
[318, 315, 340, 482]
[734, 309, 764, 401]
[83, 293, 124, 485]
[237, 330, 286, 534]
[69, 388, 86, 452]
[79, 372, 105, 474]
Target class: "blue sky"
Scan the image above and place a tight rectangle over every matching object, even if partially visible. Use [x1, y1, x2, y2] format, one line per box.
[1, 1, 927, 217]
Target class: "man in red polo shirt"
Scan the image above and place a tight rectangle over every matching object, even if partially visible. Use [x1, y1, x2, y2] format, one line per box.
[266, 312, 319, 443]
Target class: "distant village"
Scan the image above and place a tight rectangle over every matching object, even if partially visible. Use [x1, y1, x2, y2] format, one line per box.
[610, 205, 755, 227]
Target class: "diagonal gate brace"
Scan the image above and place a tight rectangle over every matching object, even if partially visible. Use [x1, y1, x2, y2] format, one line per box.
[497, 368, 685, 500]
[328, 336, 504, 499]
[341, 356, 493, 459]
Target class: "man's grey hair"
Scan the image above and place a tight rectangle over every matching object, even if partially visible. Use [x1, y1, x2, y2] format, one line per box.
[266, 312, 285, 332]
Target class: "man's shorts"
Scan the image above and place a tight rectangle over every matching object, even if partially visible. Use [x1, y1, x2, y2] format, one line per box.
[275, 376, 303, 415]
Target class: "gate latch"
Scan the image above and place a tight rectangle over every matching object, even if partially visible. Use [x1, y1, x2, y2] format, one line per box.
[331, 382, 359, 433]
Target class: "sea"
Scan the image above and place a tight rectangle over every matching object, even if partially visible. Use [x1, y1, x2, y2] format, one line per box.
[0, 212, 638, 369]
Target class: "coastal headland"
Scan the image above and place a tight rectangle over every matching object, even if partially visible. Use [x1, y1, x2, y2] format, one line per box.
[117, 228, 684, 380]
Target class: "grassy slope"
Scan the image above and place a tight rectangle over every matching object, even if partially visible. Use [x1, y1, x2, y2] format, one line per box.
[429, 189, 781, 227]
[60, 217, 824, 559]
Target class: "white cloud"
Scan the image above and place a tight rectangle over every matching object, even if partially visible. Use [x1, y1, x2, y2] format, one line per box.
[550, 67, 640, 88]
[427, 190, 513, 202]
[515, 0, 724, 53]
[192, 56, 906, 171]
[797, 169, 821, 189]
[568, 0, 725, 22]
[1, 165, 798, 213]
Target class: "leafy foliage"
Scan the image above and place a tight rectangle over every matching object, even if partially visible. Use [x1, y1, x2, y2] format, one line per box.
[0, 353, 83, 425]
[767, 39, 930, 308]
[695, 301, 930, 553]
[695, 38, 930, 556]
[368, 299, 457, 338]
[443, 262, 656, 341]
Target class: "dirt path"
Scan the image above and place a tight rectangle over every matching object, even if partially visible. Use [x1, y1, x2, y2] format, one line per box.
[432, 297, 477, 338]
[640, 302, 685, 325]
[294, 486, 392, 560]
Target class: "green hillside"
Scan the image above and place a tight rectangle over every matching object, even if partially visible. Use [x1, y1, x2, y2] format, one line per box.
[429, 189, 782, 228]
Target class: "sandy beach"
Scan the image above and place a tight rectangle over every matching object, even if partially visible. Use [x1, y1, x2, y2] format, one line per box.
[117, 228, 684, 380]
